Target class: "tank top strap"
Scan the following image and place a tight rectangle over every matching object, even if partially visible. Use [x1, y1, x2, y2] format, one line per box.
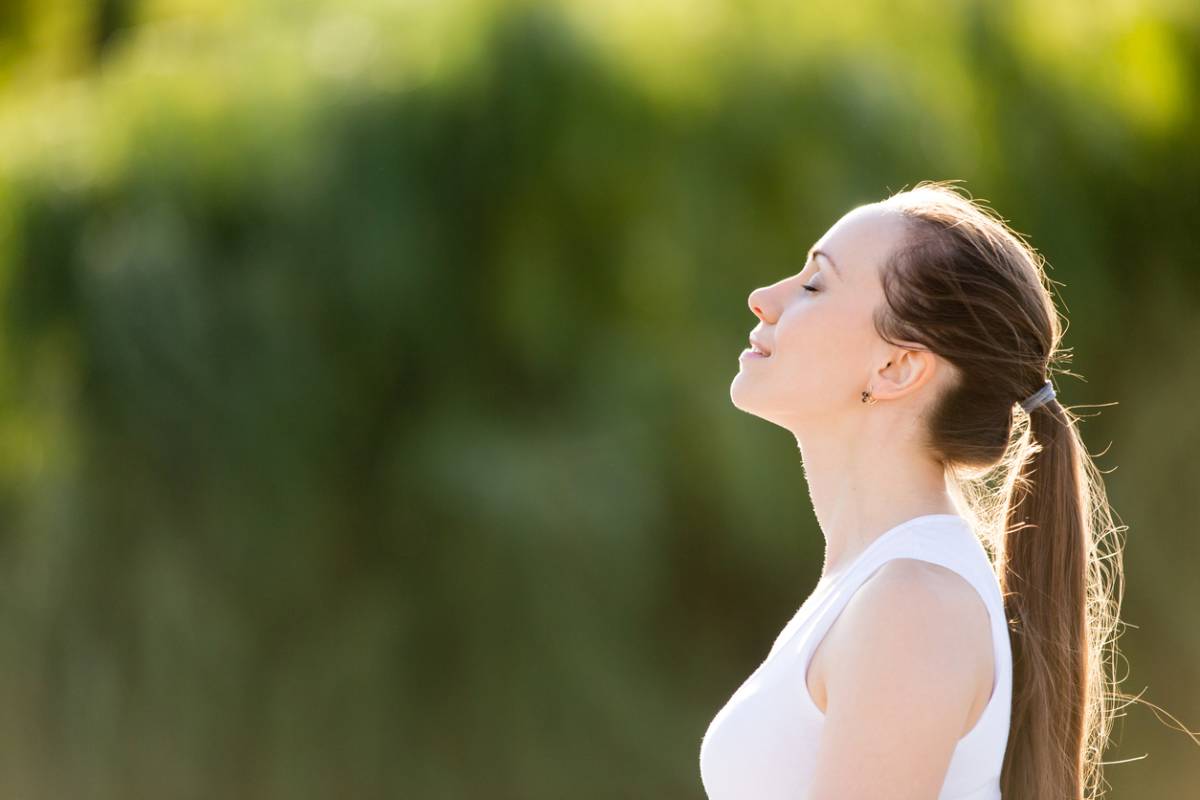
[853, 516, 1000, 597]
[792, 516, 1002, 661]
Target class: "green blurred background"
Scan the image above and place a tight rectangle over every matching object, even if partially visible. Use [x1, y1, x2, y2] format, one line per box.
[0, 0, 1196, 797]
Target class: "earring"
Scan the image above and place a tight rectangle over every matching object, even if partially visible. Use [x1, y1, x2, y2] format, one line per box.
[862, 363, 889, 405]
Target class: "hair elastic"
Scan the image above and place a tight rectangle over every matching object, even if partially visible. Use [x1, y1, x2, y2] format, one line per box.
[1019, 379, 1056, 412]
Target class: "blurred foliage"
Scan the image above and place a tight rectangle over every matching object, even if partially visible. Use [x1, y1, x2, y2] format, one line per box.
[0, 0, 1197, 797]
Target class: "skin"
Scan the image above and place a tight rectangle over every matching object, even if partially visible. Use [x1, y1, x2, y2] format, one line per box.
[730, 202, 996, 799]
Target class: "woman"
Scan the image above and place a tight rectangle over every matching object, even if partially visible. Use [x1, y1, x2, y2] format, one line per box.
[699, 181, 1124, 799]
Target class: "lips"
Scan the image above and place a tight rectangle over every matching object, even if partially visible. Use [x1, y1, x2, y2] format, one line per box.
[749, 336, 772, 357]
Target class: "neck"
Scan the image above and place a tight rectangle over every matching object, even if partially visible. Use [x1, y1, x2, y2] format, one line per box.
[793, 412, 959, 583]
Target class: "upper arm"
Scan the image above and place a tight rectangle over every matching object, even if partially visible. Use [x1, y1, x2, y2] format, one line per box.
[803, 560, 990, 800]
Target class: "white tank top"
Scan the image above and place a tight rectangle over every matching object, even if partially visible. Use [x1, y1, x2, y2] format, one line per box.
[699, 514, 1012, 800]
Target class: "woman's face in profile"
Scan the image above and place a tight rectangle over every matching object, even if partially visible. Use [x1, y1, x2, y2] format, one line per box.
[731, 203, 908, 429]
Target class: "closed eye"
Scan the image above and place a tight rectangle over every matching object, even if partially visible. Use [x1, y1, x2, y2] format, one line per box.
[803, 284, 819, 293]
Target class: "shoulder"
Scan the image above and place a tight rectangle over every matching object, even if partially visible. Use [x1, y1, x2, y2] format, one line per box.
[861, 557, 990, 623]
[804, 558, 993, 797]
[827, 557, 992, 678]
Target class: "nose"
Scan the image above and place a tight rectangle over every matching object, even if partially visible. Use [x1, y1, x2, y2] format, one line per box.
[748, 286, 771, 322]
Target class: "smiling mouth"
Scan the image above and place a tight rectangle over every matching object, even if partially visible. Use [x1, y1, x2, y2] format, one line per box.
[741, 347, 769, 361]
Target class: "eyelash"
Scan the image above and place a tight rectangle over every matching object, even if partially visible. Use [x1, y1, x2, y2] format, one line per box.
[802, 284, 819, 293]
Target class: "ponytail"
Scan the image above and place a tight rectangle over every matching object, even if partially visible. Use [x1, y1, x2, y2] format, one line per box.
[998, 393, 1123, 799]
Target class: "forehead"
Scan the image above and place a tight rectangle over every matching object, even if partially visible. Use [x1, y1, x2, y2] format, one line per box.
[811, 204, 907, 284]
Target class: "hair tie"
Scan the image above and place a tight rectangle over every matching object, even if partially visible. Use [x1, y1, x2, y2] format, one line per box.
[1019, 379, 1056, 412]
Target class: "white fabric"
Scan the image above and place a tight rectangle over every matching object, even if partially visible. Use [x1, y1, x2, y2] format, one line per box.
[699, 514, 1012, 799]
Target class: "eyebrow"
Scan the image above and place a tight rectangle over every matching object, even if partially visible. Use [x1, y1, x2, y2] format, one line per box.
[809, 247, 843, 280]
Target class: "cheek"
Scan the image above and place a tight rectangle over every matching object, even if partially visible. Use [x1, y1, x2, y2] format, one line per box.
[777, 308, 866, 383]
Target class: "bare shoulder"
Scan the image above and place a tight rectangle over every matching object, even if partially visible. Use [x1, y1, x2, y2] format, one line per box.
[812, 558, 994, 728]
[803, 559, 997, 798]
[867, 558, 990, 618]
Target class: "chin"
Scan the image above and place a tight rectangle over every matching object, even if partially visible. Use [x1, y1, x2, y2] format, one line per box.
[729, 376, 763, 414]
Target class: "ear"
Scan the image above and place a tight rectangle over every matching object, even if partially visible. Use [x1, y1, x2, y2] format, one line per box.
[872, 345, 939, 402]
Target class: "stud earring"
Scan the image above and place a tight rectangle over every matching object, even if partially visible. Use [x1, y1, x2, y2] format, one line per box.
[862, 363, 891, 404]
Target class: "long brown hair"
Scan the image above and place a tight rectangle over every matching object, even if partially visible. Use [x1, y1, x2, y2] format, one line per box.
[875, 180, 1127, 799]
